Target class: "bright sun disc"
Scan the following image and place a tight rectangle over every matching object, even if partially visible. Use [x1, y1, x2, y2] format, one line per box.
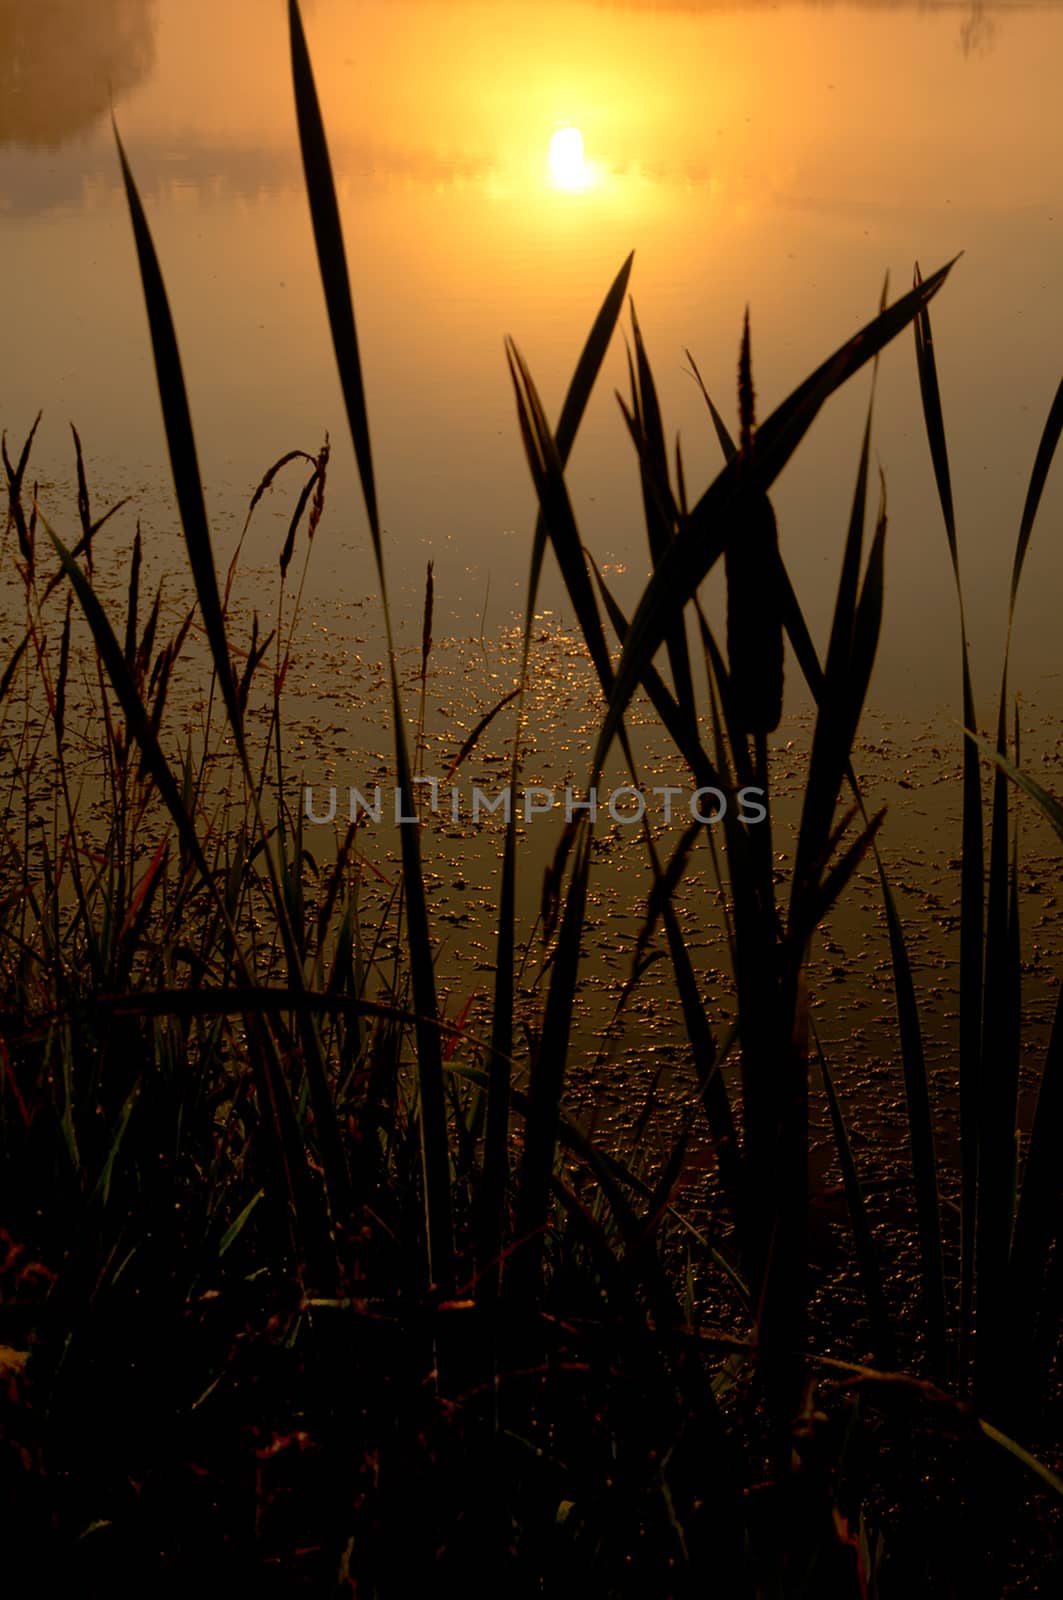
[548, 126, 589, 191]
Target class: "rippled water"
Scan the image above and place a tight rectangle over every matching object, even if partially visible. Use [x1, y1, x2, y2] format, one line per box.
[3, 1, 1063, 709]
[4, 3, 1063, 1199]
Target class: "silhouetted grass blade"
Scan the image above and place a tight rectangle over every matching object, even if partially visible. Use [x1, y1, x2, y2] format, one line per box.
[112, 123, 244, 751]
[506, 341, 613, 693]
[1008, 375, 1063, 614]
[725, 486, 783, 737]
[554, 251, 634, 463]
[911, 263, 981, 1387]
[289, 0, 380, 556]
[482, 254, 633, 1300]
[727, 313, 783, 734]
[591, 259, 956, 783]
[685, 349, 737, 464]
[46, 517, 210, 884]
[288, 0, 452, 1289]
[513, 824, 593, 1298]
[629, 305, 697, 735]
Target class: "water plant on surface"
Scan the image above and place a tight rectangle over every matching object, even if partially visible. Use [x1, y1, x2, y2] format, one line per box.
[1, 0, 1062, 1592]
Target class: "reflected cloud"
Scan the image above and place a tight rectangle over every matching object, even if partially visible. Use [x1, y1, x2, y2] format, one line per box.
[0, 0, 157, 150]
[0, 0, 1044, 220]
[959, 1, 997, 56]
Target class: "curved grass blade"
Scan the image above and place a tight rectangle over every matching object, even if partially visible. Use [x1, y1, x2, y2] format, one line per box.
[554, 252, 634, 462]
[113, 123, 243, 751]
[791, 385, 875, 907]
[1007, 375, 1063, 616]
[970, 727, 1063, 1382]
[978, 1420, 1063, 1501]
[505, 341, 613, 691]
[509, 348, 752, 1248]
[289, 0, 450, 1288]
[480, 251, 634, 1301]
[912, 263, 982, 1388]
[116, 113, 351, 1229]
[46, 518, 211, 884]
[967, 730, 1063, 847]
[766, 439, 947, 1377]
[43, 517, 325, 1261]
[289, 0, 380, 557]
[684, 349, 737, 464]
[589, 259, 957, 784]
[629, 304, 697, 737]
[978, 366, 1061, 1406]
[511, 824, 593, 1299]
[726, 312, 784, 736]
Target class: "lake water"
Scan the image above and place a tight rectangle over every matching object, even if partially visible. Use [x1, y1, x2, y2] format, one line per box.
[4, 1, 1063, 1185]
[3, 0, 1063, 714]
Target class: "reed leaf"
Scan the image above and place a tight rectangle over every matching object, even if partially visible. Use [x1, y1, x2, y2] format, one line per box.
[288, 0, 380, 557]
[512, 823, 593, 1297]
[43, 526, 328, 1271]
[912, 265, 982, 1387]
[590, 259, 956, 784]
[629, 305, 697, 737]
[113, 124, 244, 750]
[289, 0, 450, 1288]
[481, 251, 633, 1299]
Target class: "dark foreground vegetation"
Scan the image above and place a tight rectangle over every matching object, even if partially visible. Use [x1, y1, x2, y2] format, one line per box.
[3, 4, 1063, 1593]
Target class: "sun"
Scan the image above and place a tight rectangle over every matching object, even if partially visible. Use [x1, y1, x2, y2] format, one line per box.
[547, 125, 590, 192]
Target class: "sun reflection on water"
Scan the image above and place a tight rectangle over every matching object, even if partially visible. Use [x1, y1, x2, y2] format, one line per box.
[547, 125, 593, 193]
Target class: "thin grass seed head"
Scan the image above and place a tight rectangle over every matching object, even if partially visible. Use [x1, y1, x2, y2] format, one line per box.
[421, 560, 434, 674]
[308, 434, 329, 542]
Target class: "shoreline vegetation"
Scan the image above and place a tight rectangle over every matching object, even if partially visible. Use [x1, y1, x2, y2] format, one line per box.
[2, 1, 1063, 1591]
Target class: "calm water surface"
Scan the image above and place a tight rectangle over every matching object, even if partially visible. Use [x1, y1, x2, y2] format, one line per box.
[5, 1, 1063, 1189]
[3, 0, 1063, 718]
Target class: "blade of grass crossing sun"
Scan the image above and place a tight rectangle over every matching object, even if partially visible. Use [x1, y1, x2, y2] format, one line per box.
[289, 0, 452, 1289]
